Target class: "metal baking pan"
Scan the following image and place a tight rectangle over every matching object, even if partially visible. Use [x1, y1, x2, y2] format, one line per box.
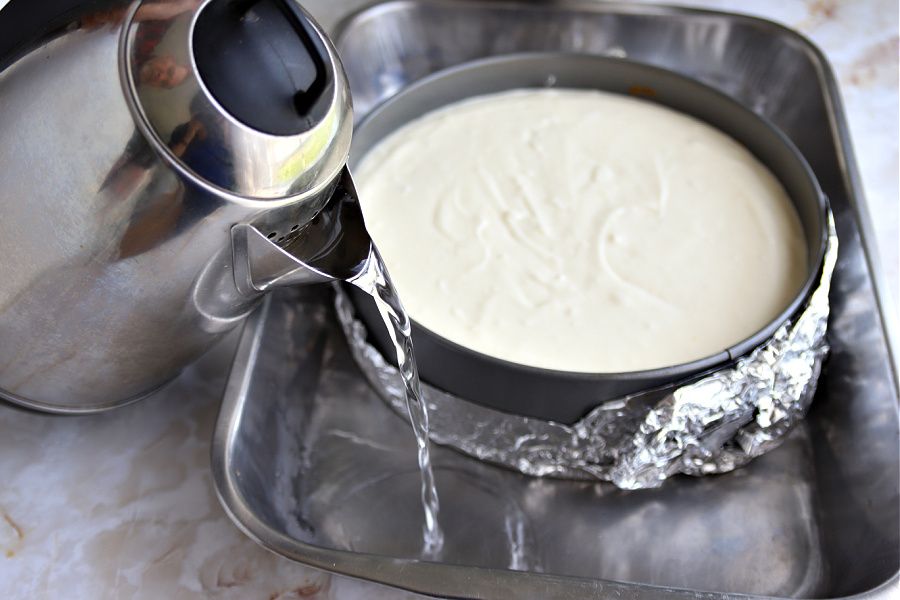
[212, 2, 900, 598]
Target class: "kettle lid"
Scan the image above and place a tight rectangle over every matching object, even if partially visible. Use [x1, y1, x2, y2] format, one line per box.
[123, 0, 353, 200]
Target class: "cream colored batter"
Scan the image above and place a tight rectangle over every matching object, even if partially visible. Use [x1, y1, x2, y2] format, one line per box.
[354, 88, 808, 372]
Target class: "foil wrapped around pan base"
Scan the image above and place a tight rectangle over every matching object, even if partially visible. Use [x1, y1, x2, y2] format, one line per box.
[336, 211, 837, 490]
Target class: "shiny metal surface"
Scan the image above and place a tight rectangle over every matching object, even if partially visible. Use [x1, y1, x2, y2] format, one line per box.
[0, 0, 361, 412]
[124, 0, 353, 199]
[212, 2, 899, 599]
[232, 169, 375, 292]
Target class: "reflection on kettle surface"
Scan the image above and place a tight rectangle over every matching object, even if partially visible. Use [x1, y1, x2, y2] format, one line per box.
[80, 0, 202, 30]
[139, 52, 191, 89]
[168, 94, 235, 190]
[114, 172, 186, 260]
[101, 91, 235, 261]
[81, 0, 200, 90]
[0, 0, 361, 412]
[131, 0, 201, 88]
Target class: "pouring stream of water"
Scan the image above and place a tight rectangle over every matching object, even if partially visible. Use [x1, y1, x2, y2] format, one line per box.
[347, 246, 445, 559]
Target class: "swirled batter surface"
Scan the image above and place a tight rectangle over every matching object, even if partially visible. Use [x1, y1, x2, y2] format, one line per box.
[354, 89, 807, 372]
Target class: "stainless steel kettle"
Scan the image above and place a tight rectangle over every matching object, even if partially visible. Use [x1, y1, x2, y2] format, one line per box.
[0, 0, 372, 412]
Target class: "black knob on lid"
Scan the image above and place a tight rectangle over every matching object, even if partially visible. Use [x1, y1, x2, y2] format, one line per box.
[192, 0, 333, 136]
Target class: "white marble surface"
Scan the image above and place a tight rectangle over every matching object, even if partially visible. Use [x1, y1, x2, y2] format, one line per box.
[0, 0, 897, 598]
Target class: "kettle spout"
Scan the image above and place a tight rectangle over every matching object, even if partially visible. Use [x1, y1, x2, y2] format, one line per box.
[232, 169, 374, 294]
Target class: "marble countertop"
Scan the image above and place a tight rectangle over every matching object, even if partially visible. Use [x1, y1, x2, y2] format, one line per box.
[0, 0, 896, 598]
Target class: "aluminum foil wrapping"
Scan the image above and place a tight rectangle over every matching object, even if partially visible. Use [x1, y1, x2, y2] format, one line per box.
[335, 211, 837, 490]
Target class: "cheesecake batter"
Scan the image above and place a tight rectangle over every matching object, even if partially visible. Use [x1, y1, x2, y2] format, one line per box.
[354, 88, 808, 372]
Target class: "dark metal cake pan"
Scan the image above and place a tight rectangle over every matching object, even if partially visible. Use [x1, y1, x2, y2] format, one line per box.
[345, 52, 828, 424]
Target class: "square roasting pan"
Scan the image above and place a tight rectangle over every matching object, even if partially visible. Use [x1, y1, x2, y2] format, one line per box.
[211, 2, 900, 598]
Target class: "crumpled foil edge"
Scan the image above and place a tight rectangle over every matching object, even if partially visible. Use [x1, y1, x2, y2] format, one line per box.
[335, 210, 837, 490]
